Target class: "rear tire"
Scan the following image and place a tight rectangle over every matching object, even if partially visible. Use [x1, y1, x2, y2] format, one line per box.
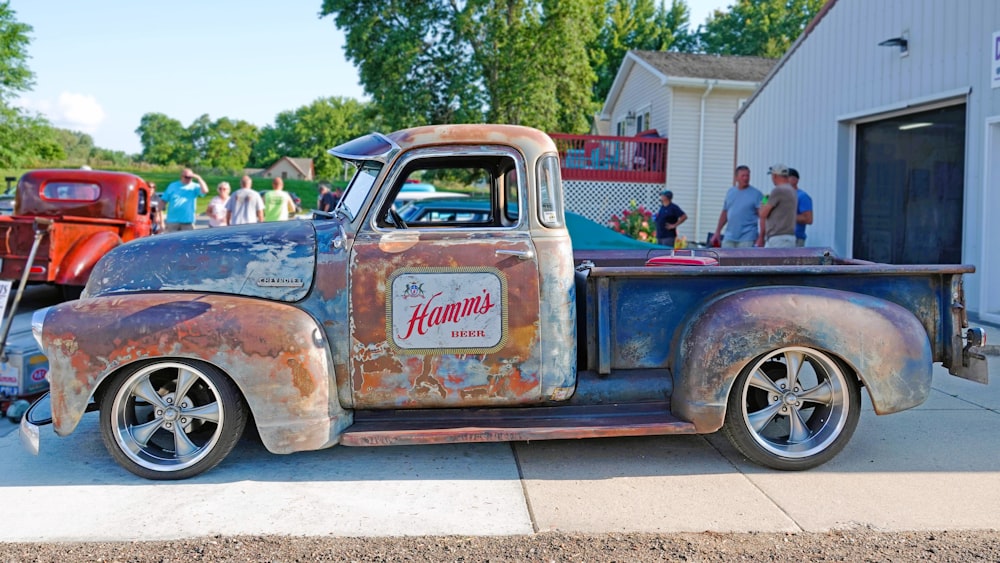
[99, 359, 247, 480]
[723, 346, 861, 470]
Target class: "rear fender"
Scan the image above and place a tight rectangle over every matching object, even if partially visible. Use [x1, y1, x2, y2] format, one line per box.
[38, 293, 351, 454]
[54, 230, 121, 286]
[671, 286, 933, 433]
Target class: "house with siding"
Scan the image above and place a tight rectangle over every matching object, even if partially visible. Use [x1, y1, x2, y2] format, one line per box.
[734, 0, 999, 323]
[261, 157, 314, 181]
[598, 51, 774, 243]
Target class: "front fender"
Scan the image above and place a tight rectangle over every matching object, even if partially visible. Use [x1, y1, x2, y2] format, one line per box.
[54, 230, 121, 286]
[38, 293, 351, 454]
[671, 286, 933, 432]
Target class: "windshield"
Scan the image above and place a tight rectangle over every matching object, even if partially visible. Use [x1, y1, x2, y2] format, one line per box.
[338, 161, 382, 222]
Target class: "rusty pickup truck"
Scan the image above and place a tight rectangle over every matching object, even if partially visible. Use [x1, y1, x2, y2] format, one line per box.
[22, 125, 989, 480]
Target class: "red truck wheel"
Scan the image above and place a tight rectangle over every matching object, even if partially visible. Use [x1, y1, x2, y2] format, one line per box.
[723, 346, 861, 470]
[99, 360, 248, 480]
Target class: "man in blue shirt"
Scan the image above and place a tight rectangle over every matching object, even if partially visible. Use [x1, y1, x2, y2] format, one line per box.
[654, 190, 687, 247]
[789, 168, 813, 246]
[163, 168, 209, 232]
[711, 165, 763, 248]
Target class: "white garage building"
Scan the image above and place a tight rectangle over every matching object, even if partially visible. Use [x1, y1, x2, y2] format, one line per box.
[735, 0, 1000, 323]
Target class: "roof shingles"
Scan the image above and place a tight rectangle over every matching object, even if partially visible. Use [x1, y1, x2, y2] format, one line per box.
[631, 51, 775, 82]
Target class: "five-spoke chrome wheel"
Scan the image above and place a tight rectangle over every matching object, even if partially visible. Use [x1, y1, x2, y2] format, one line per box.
[99, 360, 247, 480]
[724, 346, 860, 470]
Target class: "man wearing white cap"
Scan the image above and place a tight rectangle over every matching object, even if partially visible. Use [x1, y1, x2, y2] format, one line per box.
[759, 164, 797, 248]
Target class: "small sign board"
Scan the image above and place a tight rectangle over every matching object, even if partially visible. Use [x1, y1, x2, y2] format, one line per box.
[388, 268, 507, 354]
[993, 31, 1000, 89]
[0, 279, 11, 325]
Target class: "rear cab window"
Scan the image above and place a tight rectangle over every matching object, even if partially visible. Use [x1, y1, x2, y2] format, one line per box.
[41, 182, 101, 202]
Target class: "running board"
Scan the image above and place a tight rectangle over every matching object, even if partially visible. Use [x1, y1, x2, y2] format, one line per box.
[340, 402, 697, 447]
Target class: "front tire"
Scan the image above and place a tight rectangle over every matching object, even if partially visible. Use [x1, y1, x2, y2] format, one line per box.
[723, 346, 861, 470]
[99, 360, 247, 480]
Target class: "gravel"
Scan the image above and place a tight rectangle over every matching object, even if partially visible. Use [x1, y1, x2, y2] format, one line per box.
[3, 530, 1000, 562]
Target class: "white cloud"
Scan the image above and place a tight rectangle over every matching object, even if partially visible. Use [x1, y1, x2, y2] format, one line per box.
[14, 92, 107, 134]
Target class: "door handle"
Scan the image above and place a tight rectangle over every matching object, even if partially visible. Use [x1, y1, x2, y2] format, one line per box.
[495, 249, 534, 260]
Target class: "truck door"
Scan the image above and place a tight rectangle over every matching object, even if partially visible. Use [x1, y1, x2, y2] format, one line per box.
[348, 147, 542, 409]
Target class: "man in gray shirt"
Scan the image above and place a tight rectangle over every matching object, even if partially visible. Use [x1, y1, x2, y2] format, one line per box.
[226, 175, 265, 225]
[759, 164, 797, 248]
[711, 165, 763, 248]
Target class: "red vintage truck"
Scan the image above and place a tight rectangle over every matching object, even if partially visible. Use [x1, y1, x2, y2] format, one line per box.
[0, 169, 154, 299]
[22, 125, 989, 480]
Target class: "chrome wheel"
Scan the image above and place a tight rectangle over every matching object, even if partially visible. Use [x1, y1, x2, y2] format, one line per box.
[724, 346, 860, 470]
[100, 360, 246, 479]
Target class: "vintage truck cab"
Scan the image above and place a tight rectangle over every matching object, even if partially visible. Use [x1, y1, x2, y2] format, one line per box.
[24, 125, 989, 480]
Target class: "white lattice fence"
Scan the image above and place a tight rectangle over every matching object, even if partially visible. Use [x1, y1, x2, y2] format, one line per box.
[563, 180, 663, 226]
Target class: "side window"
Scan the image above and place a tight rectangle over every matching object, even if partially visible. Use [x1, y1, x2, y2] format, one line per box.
[381, 154, 520, 230]
[138, 188, 149, 215]
[537, 154, 564, 228]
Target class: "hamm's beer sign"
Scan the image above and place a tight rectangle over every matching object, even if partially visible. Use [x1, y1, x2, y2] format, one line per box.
[388, 268, 508, 354]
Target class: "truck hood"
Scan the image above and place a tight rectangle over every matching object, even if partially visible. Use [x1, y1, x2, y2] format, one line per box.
[85, 221, 316, 302]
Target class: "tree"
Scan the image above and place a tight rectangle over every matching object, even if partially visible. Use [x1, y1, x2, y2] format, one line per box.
[322, 1, 482, 130]
[0, 2, 65, 168]
[251, 97, 368, 180]
[0, 1, 34, 102]
[51, 129, 95, 163]
[135, 112, 188, 165]
[321, 0, 602, 134]
[698, 0, 826, 58]
[199, 117, 259, 172]
[593, 0, 697, 104]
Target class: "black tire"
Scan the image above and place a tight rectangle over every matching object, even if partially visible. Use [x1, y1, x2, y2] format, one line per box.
[99, 359, 247, 480]
[723, 346, 861, 471]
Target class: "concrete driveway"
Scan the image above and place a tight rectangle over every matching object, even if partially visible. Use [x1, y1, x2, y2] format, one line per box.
[1, 326, 997, 542]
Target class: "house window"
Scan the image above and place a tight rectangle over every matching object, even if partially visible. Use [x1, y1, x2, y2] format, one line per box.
[282, 171, 288, 180]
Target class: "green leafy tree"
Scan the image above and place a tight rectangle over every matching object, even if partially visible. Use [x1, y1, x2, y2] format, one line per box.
[135, 112, 188, 165]
[51, 128, 95, 163]
[593, 0, 696, 103]
[321, 0, 601, 134]
[322, 1, 481, 130]
[251, 97, 368, 180]
[698, 0, 826, 58]
[199, 117, 259, 172]
[0, 2, 67, 167]
[0, 1, 33, 102]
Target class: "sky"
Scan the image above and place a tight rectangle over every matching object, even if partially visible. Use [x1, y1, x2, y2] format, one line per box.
[11, 0, 727, 155]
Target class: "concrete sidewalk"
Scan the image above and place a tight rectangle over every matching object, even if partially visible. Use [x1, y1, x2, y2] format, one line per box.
[0, 325, 997, 541]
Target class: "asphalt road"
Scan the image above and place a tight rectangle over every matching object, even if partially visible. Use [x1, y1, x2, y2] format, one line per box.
[1, 288, 998, 542]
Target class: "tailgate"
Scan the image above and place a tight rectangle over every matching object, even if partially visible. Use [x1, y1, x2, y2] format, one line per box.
[0, 218, 53, 281]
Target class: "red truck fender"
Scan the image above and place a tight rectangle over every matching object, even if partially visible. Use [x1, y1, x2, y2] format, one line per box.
[670, 286, 933, 433]
[53, 230, 122, 286]
[36, 293, 351, 454]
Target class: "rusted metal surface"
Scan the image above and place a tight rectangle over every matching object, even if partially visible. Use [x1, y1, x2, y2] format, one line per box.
[39, 293, 349, 454]
[86, 221, 316, 302]
[386, 124, 557, 161]
[533, 236, 577, 399]
[339, 402, 695, 446]
[348, 228, 544, 408]
[669, 286, 933, 433]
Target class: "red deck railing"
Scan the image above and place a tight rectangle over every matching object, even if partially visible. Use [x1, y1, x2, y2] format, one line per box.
[550, 133, 667, 184]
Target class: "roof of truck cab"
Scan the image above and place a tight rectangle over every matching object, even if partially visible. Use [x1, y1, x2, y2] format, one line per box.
[387, 124, 558, 157]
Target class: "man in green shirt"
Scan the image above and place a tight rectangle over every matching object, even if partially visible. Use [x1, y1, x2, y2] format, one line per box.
[263, 177, 296, 222]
